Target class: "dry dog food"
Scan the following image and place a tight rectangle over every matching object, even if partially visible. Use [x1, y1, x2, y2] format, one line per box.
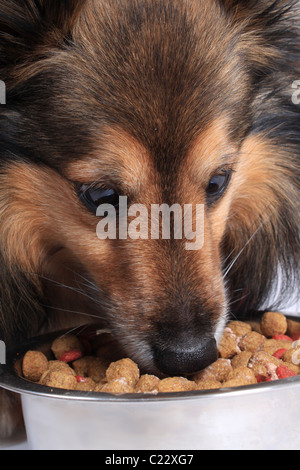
[21, 311, 300, 395]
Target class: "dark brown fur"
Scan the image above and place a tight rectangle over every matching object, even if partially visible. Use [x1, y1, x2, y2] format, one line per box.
[0, 0, 299, 438]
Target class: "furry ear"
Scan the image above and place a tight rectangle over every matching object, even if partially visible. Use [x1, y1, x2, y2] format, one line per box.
[221, 0, 298, 37]
[31, 0, 88, 32]
[222, 0, 296, 16]
[220, 0, 299, 77]
[0, 0, 87, 70]
[0, 0, 87, 34]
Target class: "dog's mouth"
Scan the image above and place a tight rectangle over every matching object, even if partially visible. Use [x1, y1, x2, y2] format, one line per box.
[99, 316, 226, 378]
[41, 248, 228, 377]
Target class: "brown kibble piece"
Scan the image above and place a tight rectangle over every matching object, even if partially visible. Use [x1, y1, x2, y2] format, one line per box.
[72, 357, 93, 377]
[157, 377, 196, 393]
[223, 367, 257, 387]
[231, 351, 252, 369]
[87, 357, 108, 383]
[223, 377, 256, 388]
[22, 351, 48, 382]
[106, 358, 140, 387]
[246, 321, 262, 334]
[51, 334, 83, 360]
[48, 360, 76, 375]
[218, 331, 240, 359]
[283, 346, 300, 364]
[239, 331, 265, 353]
[287, 319, 300, 339]
[195, 379, 222, 390]
[135, 375, 160, 393]
[249, 362, 268, 377]
[98, 378, 134, 394]
[262, 339, 293, 356]
[250, 351, 282, 368]
[76, 378, 97, 392]
[40, 370, 77, 390]
[248, 351, 294, 379]
[227, 321, 252, 337]
[194, 359, 232, 383]
[260, 312, 287, 338]
[226, 367, 257, 384]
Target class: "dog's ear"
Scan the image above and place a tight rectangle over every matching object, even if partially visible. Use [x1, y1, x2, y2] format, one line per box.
[222, 0, 293, 11]
[221, 0, 296, 25]
[0, 0, 87, 70]
[32, 0, 87, 33]
[0, 0, 87, 35]
[220, 0, 298, 74]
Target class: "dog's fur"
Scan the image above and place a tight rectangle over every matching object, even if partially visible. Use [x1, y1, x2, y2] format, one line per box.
[0, 0, 299, 438]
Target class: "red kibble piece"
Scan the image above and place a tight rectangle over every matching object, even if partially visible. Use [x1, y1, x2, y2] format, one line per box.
[291, 334, 300, 341]
[76, 375, 89, 383]
[276, 365, 297, 379]
[272, 334, 293, 342]
[59, 350, 83, 364]
[273, 349, 288, 359]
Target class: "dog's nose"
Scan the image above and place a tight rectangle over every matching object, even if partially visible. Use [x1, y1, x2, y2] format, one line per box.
[153, 336, 218, 376]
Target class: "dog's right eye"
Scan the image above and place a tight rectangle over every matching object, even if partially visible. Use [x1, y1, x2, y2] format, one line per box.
[206, 170, 232, 203]
[77, 184, 120, 215]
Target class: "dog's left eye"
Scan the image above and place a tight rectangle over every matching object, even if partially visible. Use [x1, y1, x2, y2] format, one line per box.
[78, 184, 120, 214]
[206, 170, 232, 202]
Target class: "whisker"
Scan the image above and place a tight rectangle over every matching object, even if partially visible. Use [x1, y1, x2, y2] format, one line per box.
[40, 303, 103, 321]
[25, 271, 112, 309]
[66, 268, 106, 294]
[223, 220, 267, 279]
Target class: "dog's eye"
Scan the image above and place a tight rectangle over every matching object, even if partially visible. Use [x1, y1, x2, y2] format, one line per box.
[206, 170, 232, 202]
[78, 184, 120, 214]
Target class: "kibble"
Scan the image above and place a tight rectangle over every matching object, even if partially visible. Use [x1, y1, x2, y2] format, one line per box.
[260, 312, 288, 338]
[22, 311, 300, 395]
[51, 334, 83, 360]
[22, 351, 48, 382]
[239, 331, 265, 353]
[157, 377, 196, 393]
[135, 375, 160, 393]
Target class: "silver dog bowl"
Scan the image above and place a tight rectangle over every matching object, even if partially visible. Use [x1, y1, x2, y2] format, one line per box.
[1, 317, 300, 450]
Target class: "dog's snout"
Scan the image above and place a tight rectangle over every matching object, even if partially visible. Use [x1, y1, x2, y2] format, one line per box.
[153, 336, 218, 376]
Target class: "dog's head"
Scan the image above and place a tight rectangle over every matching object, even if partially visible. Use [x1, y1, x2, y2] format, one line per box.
[0, 0, 299, 375]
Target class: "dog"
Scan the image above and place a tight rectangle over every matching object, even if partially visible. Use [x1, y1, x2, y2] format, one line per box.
[0, 0, 299, 439]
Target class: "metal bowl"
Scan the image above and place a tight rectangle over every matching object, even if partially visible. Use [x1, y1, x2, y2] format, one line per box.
[1, 319, 300, 450]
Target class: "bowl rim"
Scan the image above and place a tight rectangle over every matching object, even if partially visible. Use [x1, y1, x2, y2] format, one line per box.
[1, 315, 300, 403]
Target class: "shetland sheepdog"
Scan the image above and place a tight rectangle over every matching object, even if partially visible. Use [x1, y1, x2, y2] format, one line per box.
[0, 0, 299, 438]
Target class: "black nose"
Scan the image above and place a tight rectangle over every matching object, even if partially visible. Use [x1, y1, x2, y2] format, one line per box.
[153, 336, 218, 376]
